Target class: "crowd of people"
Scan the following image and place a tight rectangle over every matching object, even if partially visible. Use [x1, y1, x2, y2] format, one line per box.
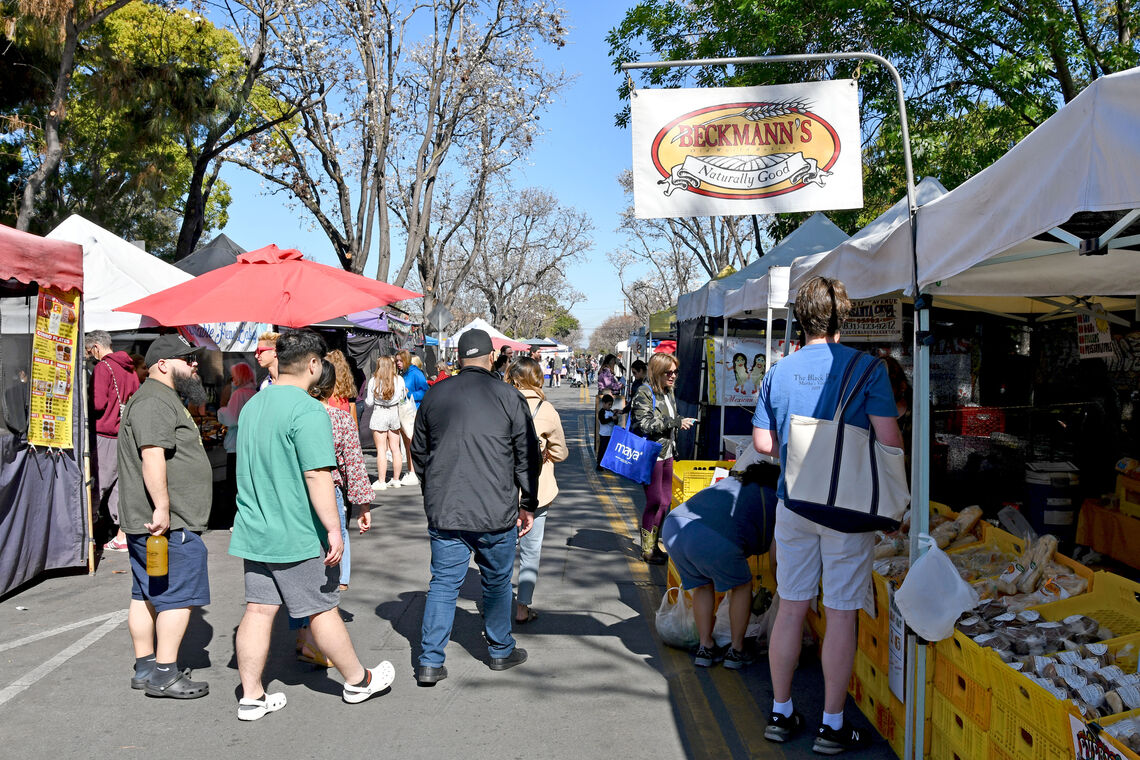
[94, 277, 897, 754]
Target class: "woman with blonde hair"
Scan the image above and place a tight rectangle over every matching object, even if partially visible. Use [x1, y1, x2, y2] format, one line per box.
[505, 356, 568, 623]
[325, 350, 359, 422]
[364, 355, 406, 489]
[630, 352, 695, 564]
[395, 349, 429, 486]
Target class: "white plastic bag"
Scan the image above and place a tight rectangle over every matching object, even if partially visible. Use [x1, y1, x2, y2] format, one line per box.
[712, 592, 733, 648]
[894, 536, 979, 642]
[656, 587, 699, 649]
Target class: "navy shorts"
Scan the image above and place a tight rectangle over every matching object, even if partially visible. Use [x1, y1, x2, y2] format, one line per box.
[127, 530, 211, 612]
[661, 517, 751, 593]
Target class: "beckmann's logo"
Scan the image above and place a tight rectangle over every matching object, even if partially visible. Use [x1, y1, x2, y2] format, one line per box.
[651, 99, 840, 200]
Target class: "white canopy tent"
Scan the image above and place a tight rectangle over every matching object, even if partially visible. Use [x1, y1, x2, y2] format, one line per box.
[788, 177, 948, 301]
[897, 67, 1140, 760]
[677, 212, 847, 322]
[916, 68, 1140, 298]
[42, 215, 267, 349]
[48, 215, 195, 333]
[444, 317, 530, 351]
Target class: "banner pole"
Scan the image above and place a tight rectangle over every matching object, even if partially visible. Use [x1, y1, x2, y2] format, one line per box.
[623, 51, 923, 760]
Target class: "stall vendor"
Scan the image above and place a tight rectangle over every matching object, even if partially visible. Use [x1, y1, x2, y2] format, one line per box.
[661, 465, 777, 670]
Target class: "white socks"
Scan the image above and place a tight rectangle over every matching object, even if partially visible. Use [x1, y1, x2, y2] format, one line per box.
[822, 710, 844, 731]
[772, 699, 793, 718]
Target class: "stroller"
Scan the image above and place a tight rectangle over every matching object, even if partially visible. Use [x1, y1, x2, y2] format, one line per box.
[569, 369, 585, 388]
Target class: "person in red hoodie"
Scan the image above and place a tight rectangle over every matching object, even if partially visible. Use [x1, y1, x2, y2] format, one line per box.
[85, 330, 141, 552]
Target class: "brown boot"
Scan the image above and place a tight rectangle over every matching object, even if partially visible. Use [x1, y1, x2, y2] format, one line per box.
[641, 528, 666, 565]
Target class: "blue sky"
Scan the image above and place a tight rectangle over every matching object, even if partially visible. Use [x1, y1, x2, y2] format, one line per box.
[214, 0, 641, 339]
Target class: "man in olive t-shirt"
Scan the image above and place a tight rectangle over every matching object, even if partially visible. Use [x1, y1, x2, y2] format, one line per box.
[229, 330, 393, 721]
[116, 333, 212, 699]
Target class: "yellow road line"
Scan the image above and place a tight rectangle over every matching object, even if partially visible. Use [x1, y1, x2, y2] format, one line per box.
[575, 412, 786, 760]
[574, 416, 734, 760]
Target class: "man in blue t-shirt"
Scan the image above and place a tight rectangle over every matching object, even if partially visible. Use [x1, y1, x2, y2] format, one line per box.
[751, 276, 903, 755]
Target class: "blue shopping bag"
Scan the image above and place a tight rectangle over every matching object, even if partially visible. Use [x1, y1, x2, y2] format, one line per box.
[600, 393, 663, 485]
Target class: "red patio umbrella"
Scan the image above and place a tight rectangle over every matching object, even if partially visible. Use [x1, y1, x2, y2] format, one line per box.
[114, 245, 421, 328]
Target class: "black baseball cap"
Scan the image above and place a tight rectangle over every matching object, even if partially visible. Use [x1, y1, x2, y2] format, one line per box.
[145, 334, 199, 367]
[457, 329, 494, 359]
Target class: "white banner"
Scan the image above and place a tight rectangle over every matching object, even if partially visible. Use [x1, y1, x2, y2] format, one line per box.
[632, 80, 862, 219]
[843, 298, 903, 342]
[182, 321, 270, 353]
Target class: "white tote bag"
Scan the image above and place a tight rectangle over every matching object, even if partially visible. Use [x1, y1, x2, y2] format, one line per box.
[783, 356, 909, 532]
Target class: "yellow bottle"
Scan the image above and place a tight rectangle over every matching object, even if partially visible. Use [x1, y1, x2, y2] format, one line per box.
[146, 535, 168, 577]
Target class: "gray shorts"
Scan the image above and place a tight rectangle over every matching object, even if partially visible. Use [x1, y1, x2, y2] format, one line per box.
[243, 555, 340, 618]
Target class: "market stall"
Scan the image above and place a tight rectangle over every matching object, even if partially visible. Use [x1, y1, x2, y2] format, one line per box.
[674, 212, 849, 458]
[788, 67, 1140, 759]
[0, 224, 90, 595]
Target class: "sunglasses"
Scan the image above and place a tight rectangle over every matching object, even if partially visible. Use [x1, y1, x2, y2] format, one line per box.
[255, 347, 275, 357]
[665, 369, 678, 376]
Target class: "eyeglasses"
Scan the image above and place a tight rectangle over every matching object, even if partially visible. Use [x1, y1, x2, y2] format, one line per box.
[255, 347, 275, 357]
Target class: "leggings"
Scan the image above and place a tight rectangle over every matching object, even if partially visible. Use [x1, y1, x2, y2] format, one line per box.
[641, 457, 674, 532]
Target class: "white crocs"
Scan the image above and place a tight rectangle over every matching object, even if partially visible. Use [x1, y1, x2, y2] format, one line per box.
[342, 661, 395, 704]
[237, 691, 287, 721]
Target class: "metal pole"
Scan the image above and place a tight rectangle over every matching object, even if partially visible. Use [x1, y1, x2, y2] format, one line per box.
[623, 52, 925, 760]
[719, 316, 727, 458]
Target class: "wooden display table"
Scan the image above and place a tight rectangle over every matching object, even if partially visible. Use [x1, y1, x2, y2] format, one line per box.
[1075, 499, 1140, 571]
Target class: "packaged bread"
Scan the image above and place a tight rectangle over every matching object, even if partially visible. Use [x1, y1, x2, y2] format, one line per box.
[1016, 534, 1059, 593]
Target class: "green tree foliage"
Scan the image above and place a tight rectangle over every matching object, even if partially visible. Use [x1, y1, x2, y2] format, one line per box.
[608, 0, 1139, 235]
[2, 2, 240, 257]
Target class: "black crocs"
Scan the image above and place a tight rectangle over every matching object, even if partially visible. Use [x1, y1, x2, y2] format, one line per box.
[145, 669, 210, 699]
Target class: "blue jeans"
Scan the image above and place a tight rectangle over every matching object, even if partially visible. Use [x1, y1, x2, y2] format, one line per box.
[336, 488, 350, 586]
[419, 526, 518, 667]
[516, 507, 549, 607]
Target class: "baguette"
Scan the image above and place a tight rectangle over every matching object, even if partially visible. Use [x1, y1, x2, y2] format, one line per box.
[1016, 534, 1059, 594]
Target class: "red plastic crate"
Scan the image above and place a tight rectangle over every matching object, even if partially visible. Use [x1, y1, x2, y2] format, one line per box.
[948, 406, 1006, 437]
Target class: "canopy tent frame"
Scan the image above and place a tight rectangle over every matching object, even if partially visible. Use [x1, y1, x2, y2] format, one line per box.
[623, 51, 929, 760]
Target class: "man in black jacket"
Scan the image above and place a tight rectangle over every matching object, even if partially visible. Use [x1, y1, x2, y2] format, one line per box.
[410, 329, 541, 686]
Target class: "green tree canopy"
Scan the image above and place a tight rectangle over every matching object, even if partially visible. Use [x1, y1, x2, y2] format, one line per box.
[3, 2, 241, 256]
[608, 0, 1139, 235]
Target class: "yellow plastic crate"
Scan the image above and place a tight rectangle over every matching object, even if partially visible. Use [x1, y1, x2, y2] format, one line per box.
[853, 678, 933, 759]
[933, 646, 991, 729]
[1032, 571, 1140, 648]
[670, 460, 734, 507]
[987, 633, 1140, 753]
[931, 692, 989, 760]
[1095, 708, 1140, 760]
[858, 571, 893, 668]
[989, 705, 1070, 760]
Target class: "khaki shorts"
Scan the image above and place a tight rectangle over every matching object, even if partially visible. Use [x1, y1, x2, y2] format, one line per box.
[774, 501, 874, 611]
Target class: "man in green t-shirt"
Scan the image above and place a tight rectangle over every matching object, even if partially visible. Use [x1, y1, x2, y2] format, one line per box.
[230, 329, 393, 721]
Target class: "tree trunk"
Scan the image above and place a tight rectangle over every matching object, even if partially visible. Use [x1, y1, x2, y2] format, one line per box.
[16, 14, 79, 231]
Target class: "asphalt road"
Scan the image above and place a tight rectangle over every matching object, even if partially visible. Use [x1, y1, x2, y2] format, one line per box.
[0, 382, 895, 760]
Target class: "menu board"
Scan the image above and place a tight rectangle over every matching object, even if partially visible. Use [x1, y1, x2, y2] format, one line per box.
[843, 298, 903, 342]
[28, 287, 80, 448]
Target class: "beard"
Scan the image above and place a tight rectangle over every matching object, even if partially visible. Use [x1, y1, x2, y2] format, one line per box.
[173, 371, 208, 405]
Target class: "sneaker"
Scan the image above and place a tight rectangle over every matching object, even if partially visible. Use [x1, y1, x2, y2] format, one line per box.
[342, 661, 396, 704]
[722, 647, 754, 670]
[813, 722, 872, 755]
[764, 710, 805, 743]
[386, 479, 402, 489]
[103, 539, 128, 552]
[400, 472, 419, 486]
[692, 645, 724, 668]
[372, 480, 387, 490]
